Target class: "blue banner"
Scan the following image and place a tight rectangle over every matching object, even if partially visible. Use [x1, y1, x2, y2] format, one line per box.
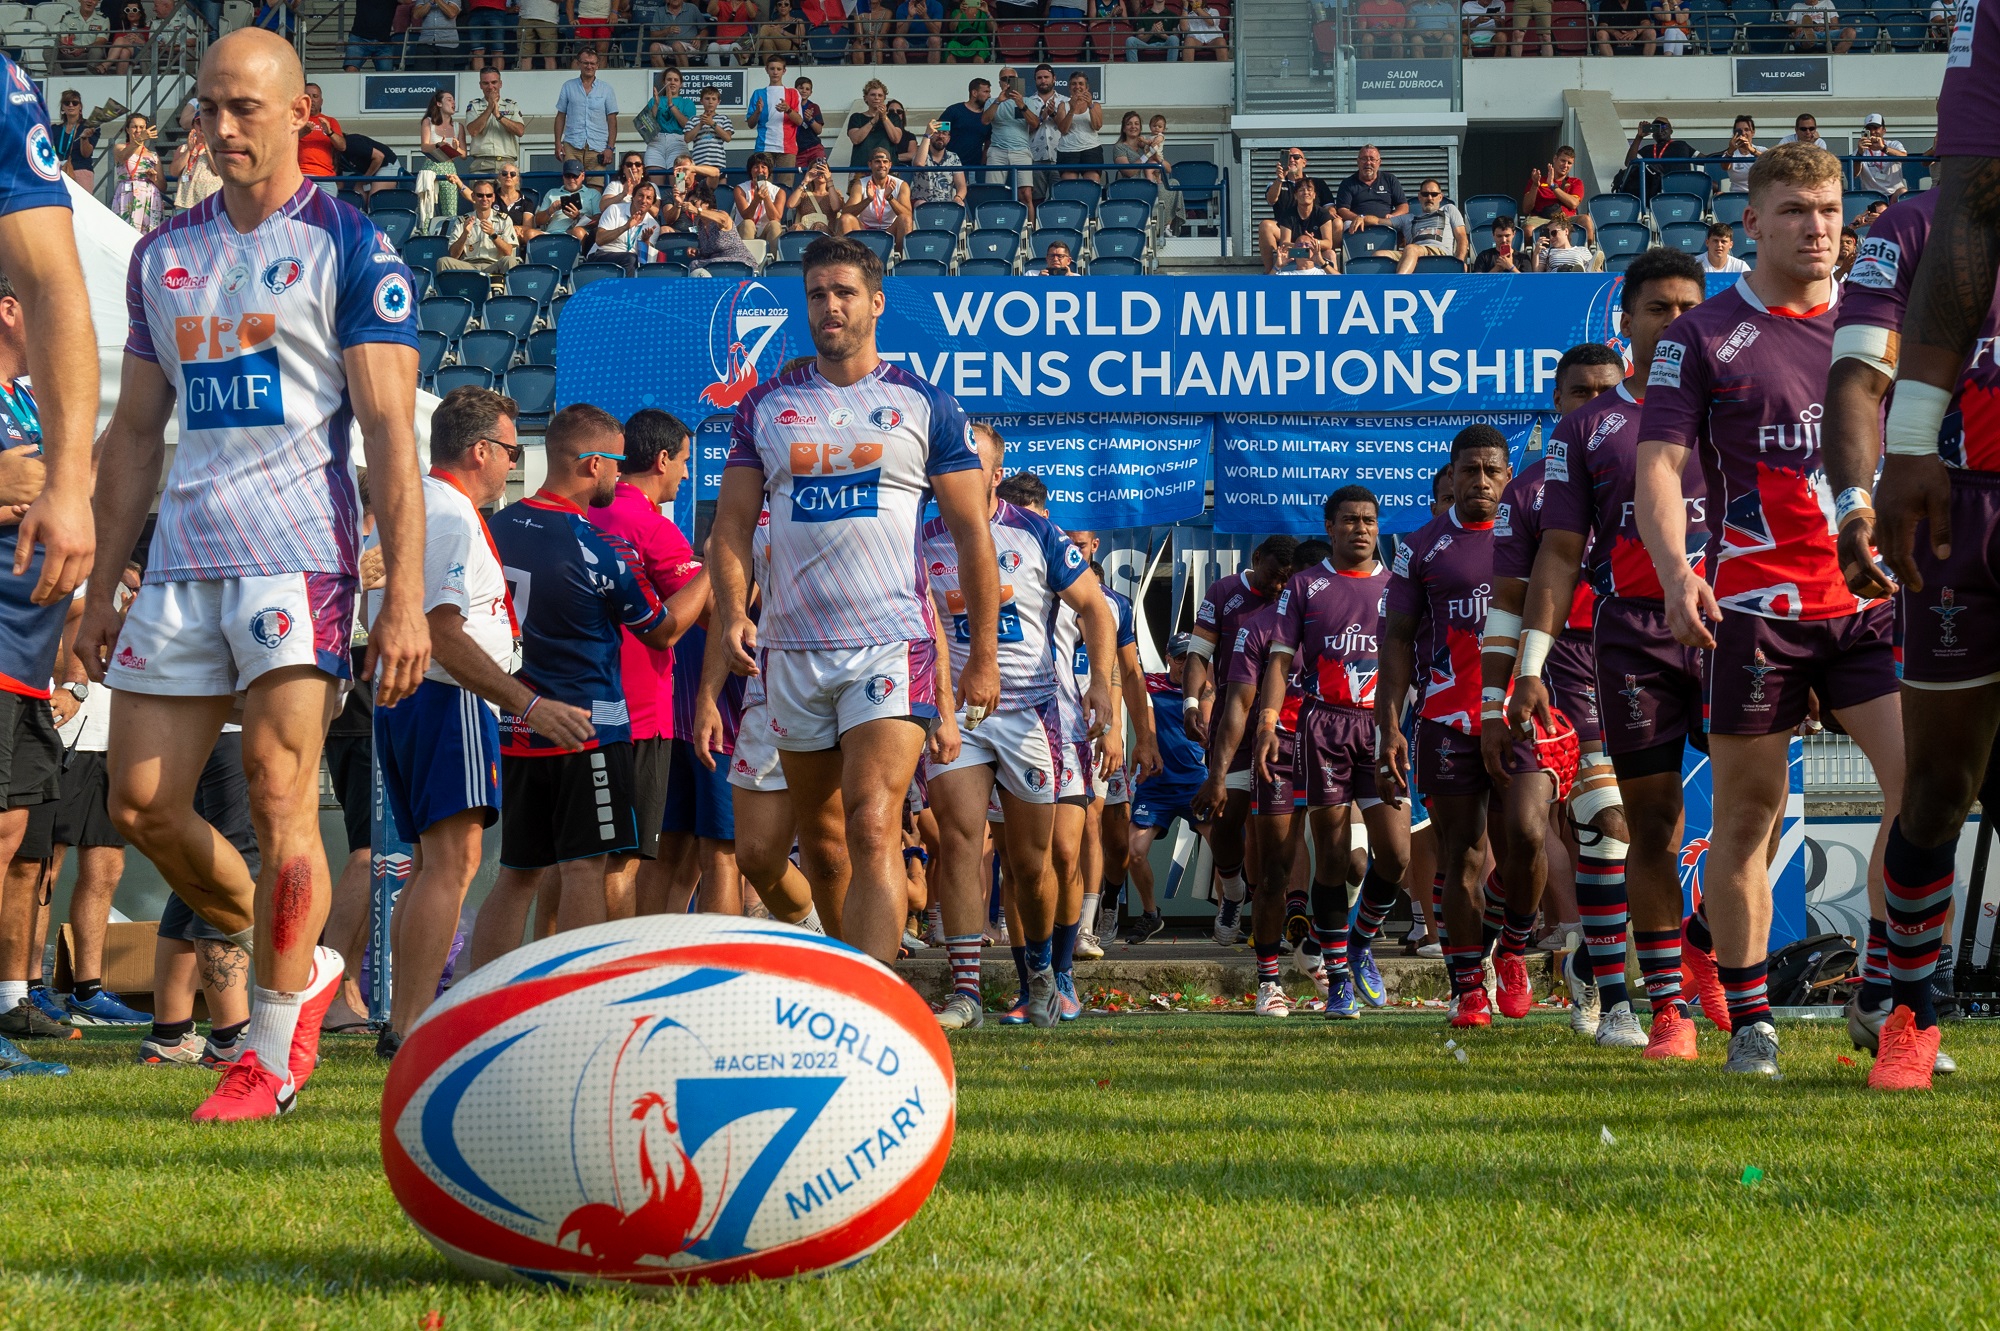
[1679, 740, 1809, 952]
[554, 275, 1629, 429]
[1212, 412, 1546, 536]
[982, 413, 1209, 531]
[695, 413, 732, 501]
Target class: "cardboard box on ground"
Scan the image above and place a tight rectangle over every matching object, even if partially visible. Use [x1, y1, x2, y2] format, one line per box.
[52, 922, 204, 1021]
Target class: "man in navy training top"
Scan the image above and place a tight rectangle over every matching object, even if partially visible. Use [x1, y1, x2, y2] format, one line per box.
[1124, 633, 1212, 942]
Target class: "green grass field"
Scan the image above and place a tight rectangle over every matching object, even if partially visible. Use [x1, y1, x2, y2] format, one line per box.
[3, 1015, 1997, 1330]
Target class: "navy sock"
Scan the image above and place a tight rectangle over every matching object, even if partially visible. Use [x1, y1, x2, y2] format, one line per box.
[1498, 908, 1538, 958]
[1884, 818, 1954, 1029]
[71, 978, 102, 1004]
[1481, 874, 1506, 952]
[1634, 929, 1685, 1016]
[1052, 920, 1080, 975]
[210, 1019, 249, 1044]
[1352, 870, 1399, 943]
[1024, 935, 1053, 973]
[1860, 916, 1891, 1008]
[1684, 902, 1713, 952]
[1718, 960, 1771, 1031]
[1100, 881, 1121, 917]
[1011, 944, 1030, 996]
[1255, 941, 1281, 983]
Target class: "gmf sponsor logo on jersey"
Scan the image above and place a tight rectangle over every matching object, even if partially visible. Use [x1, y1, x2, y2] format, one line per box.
[174, 313, 284, 430]
[789, 438, 882, 523]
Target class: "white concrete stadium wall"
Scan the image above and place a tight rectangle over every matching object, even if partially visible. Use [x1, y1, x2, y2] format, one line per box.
[1461, 51, 1945, 127]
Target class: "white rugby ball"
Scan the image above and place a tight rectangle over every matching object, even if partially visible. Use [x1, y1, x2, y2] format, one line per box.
[381, 916, 956, 1288]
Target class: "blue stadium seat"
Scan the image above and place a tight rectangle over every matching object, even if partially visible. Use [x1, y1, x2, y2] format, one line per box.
[432, 268, 489, 316]
[966, 229, 1022, 263]
[483, 295, 540, 342]
[417, 329, 449, 382]
[570, 261, 624, 289]
[1683, 0, 1738, 49]
[958, 259, 1013, 276]
[1346, 255, 1397, 274]
[1414, 255, 1466, 273]
[456, 329, 518, 375]
[1106, 178, 1159, 211]
[433, 365, 495, 395]
[1469, 224, 1496, 254]
[1462, 194, 1517, 230]
[1661, 222, 1710, 255]
[1844, 189, 1889, 218]
[370, 188, 421, 215]
[507, 364, 558, 422]
[701, 261, 756, 278]
[1031, 228, 1084, 261]
[1662, 172, 1713, 206]
[373, 209, 418, 251]
[975, 200, 1029, 234]
[418, 297, 473, 341]
[1597, 222, 1651, 258]
[765, 260, 804, 277]
[1730, 219, 1753, 256]
[895, 259, 949, 276]
[1092, 227, 1147, 260]
[1741, 16, 1788, 51]
[548, 292, 570, 326]
[1346, 228, 1398, 259]
[902, 230, 958, 265]
[846, 231, 895, 264]
[402, 234, 449, 271]
[1588, 193, 1641, 227]
[913, 201, 966, 236]
[1651, 192, 1706, 226]
[406, 266, 432, 302]
[506, 264, 561, 311]
[1712, 193, 1749, 226]
[653, 233, 699, 266]
[1847, 7, 1880, 48]
[1604, 251, 1641, 274]
[526, 233, 582, 270]
[637, 262, 688, 278]
[776, 231, 819, 263]
[1169, 161, 1221, 229]
[525, 328, 559, 365]
[1036, 199, 1090, 233]
[1048, 179, 1101, 212]
[1884, 9, 1929, 48]
[1090, 256, 1145, 276]
[1097, 199, 1152, 233]
[964, 183, 1012, 213]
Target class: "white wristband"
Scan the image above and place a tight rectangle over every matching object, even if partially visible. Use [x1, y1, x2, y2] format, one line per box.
[1483, 606, 1522, 641]
[1481, 686, 1506, 704]
[1186, 634, 1215, 660]
[1884, 379, 1953, 458]
[1518, 628, 1555, 679]
[1834, 486, 1873, 529]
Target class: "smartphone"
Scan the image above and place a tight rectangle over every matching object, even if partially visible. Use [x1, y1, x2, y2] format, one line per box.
[562, 192, 582, 209]
[1288, 245, 1309, 260]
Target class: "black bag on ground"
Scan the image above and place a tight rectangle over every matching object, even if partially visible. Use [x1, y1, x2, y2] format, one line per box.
[1765, 932, 1857, 1007]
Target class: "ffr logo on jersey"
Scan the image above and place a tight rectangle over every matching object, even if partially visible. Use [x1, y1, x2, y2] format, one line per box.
[175, 314, 284, 430]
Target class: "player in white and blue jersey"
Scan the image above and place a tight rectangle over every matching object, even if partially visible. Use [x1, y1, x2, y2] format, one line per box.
[923, 426, 1116, 1031]
[701, 233, 1001, 965]
[78, 30, 431, 1124]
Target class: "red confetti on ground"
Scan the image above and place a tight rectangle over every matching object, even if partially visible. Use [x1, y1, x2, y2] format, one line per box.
[419, 1313, 444, 1331]
[1095, 1078, 1111, 1089]
[1837, 1055, 1856, 1067]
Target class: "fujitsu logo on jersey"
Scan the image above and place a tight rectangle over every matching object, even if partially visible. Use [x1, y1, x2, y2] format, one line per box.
[1322, 622, 1377, 655]
[1446, 582, 1493, 622]
[1717, 322, 1762, 363]
[1758, 403, 1823, 453]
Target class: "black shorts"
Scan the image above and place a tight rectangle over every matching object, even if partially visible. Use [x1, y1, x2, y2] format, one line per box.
[0, 691, 61, 811]
[158, 891, 231, 943]
[17, 749, 123, 858]
[500, 742, 638, 869]
[631, 737, 671, 860]
[324, 731, 373, 856]
[1057, 147, 1103, 166]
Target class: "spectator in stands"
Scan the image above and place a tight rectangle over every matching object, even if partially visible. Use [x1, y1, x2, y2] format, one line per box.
[600, 150, 649, 209]
[711, 0, 757, 63]
[57, 0, 111, 74]
[1777, 111, 1832, 150]
[1356, 0, 1405, 56]
[652, 0, 706, 65]
[1259, 147, 1336, 272]
[1038, 240, 1079, 275]
[1530, 214, 1591, 271]
[910, 120, 968, 205]
[1395, 178, 1467, 271]
[1786, 0, 1854, 50]
[1853, 197, 1888, 227]
[794, 75, 827, 171]
[556, 49, 620, 172]
[733, 153, 788, 240]
[1834, 225, 1859, 281]
[1110, 110, 1151, 176]
[337, 130, 398, 199]
[151, 0, 205, 64]
[1617, 116, 1692, 198]
[1709, 113, 1762, 193]
[1511, 0, 1552, 55]
[1278, 178, 1342, 271]
[1335, 144, 1407, 239]
[104, 0, 150, 73]
[464, 0, 510, 70]
[887, 100, 916, 169]
[658, 152, 721, 228]
[1702, 221, 1749, 274]
[407, 0, 460, 70]
[113, 114, 163, 230]
[52, 93, 100, 192]
[1273, 240, 1331, 275]
[1521, 145, 1594, 244]
[568, 0, 616, 63]
[641, 68, 696, 179]
[684, 178, 759, 273]
[251, 0, 297, 38]
[518, 0, 560, 68]
[444, 180, 523, 275]
[896, 0, 946, 61]
[1929, 0, 1952, 48]
[854, 0, 897, 61]
[295, 83, 344, 198]
[679, 85, 730, 171]
[1651, 0, 1691, 51]
[417, 89, 464, 220]
[788, 157, 842, 232]
[593, 181, 664, 273]
[800, 0, 851, 62]
[1470, 213, 1521, 271]
[1594, 0, 1654, 54]
[986, 66, 1036, 214]
[1183, 0, 1230, 57]
[464, 69, 526, 182]
[940, 78, 993, 172]
[1462, 0, 1505, 54]
[535, 159, 604, 241]
[745, 56, 801, 183]
[173, 120, 222, 208]
[846, 78, 906, 173]
[1405, 0, 1457, 53]
[1127, 0, 1180, 58]
[841, 147, 914, 245]
[1054, 71, 1104, 182]
[758, 0, 807, 60]
[1028, 65, 1065, 193]
[495, 164, 540, 238]
[944, 0, 995, 61]
[1854, 114, 1908, 197]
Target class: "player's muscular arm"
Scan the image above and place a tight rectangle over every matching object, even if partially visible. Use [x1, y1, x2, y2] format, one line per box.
[932, 468, 1000, 714]
[348, 341, 430, 706]
[77, 353, 172, 682]
[1061, 573, 1122, 772]
[1480, 576, 1527, 787]
[1635, 438, 1719, 649]
[1505, 530, 1585, 737]
[1182, 628, 1216, 741]
[429, 605, 594, 749]
[0, 207, 96, 603]
[927, 590, 959, 766]
[633, 571, 710, 650]
[1251, 648, 1291, 783]
[1119, 641, 1161, 782]
[708, 467, 762, 676]
[691, 613, 735, 769]
[1374, 610, 1419, 806]
[1195, 680, 1253, 819]
[1823, 353, 1898, 600]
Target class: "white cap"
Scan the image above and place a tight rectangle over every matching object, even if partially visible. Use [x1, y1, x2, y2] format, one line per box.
[1864, 112, 1884, 126]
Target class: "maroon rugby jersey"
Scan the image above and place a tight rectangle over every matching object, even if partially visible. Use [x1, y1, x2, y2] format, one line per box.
[1493, 455, 1596, 634]
[1196, 567, 1281, 764]
[1641, 278, 1871, 622]
[1386, 510, 1495, 735]
[1226, 603, 1304, 731]
[1836, 190, 2000, 474]
[1937, 0, 2000, 159]
[1270, 559, 1390, 710]
[1542, 382, 1709, 601]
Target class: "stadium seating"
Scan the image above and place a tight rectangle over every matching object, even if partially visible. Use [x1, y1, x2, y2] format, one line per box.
[482, 295, 540, 342]
[417, 330, 449, 383]
[1588, 193, 1641, 227]
[1091, 257, 1145, 275]
[1031, 228, 1084, 261]
[433, 365, 495, 395]
[1462, 194, 1517, 230]
[1605, 252, 1640, 273]
[703, 261, 757, 278]
[370, 188, 421, 215]
[976, 200, 1030, 234]
[406, 266, 432, 302]
[1036, 199, 1091, 234]
[375, 209, 418, 250]
[548, 292, 570, 326]
[653, 234, 699, 266]
[571, 261, 624, 290]
[418, 297, 473, 341]
[966, 230, 1023, 264]
[1346, 228, 1397, 259]
[847, 230, 895, 264]
[914, 201, 967, 236]
[1106, 179, 1159, 213]
[1661, 222, 1710, 255]
[432, 269, 488, 317]
[525, 328, 559, 366]
[506, 264, 561, 312]
[526, 233, 582, 270]
[896, 259, 950, 276]
[1414, 255, 1467, 273]
[403, 235, 449, 271]
[1048, 180, 1101, 216]
[965, 183, 1012, 213]
[1097, 199, 1153, 234]
[1092, 228, 1148, 261]
[765, 261, 804, 277]
[1662, 171, 1714, 206]
[1844, 189, 1889, 217]
[1712, 193, 1749, 226]
[456, 329, 519, 375]
[903, 230, 959, 265]
[776, 232, 819, 263]
[1597, 223, 1651, 258]
[958, 259, 1013, 276]
[1346, 256, 1397, 274]
[1170, 161, 1222, 233]
[1651, 192, 1706, 226]
[508, 365, 558, 425]
[638, 262, 689, 278]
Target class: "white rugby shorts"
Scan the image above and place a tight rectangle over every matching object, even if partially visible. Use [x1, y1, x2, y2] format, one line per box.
[761, 638, 938, 752]
[925, 699, 1064, 805]
[105, 573, 357, 696]
[726, 698, 788, 794]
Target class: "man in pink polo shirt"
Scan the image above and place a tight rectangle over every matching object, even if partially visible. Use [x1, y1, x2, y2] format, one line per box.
[587, 409, 708, 917]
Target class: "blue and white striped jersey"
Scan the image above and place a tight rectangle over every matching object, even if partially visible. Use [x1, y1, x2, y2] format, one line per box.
[1053, 581, 1134, 742]
[921, 500, 1083, 712]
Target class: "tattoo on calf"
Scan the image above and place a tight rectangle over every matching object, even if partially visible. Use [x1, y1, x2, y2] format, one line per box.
[271, 855, 315, 955]
[194, 939, 248, 990]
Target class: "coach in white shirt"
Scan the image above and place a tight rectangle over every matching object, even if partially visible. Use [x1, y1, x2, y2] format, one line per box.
[369, 386, 595, 1047]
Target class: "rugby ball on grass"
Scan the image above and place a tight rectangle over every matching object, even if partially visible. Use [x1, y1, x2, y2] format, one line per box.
[381, 915, 955, 1288]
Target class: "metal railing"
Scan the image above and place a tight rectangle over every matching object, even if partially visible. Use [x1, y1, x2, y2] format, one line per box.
[1612, 152, 1939, 212]
[1800, 731, 1880, 799]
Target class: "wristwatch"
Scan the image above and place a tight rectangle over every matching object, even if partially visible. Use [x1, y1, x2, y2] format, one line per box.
[62, 682, 87, 702]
